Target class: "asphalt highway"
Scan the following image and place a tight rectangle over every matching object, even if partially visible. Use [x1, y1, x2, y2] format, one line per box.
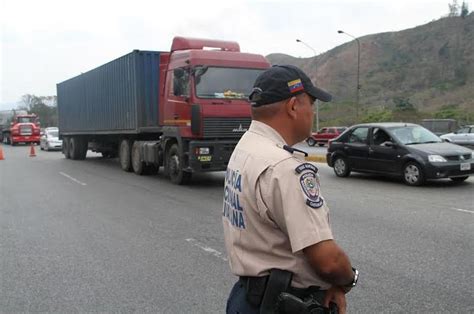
[1, 144, 473, 313]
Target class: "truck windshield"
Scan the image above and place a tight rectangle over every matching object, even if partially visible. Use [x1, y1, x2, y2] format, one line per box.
[194, 67, 265, 99]
[17, 117, 35, 123]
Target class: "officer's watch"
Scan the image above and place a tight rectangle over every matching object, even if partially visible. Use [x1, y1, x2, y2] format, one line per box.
[345, 267, 359, 288]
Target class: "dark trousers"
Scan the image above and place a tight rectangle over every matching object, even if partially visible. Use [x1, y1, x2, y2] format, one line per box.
[226, 280, 260, 314]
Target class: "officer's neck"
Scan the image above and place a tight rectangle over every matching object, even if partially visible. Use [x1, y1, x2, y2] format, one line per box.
[256, 119, 301, 146]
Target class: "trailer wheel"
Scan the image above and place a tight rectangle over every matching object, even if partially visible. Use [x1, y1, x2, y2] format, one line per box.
[69, 137, 82, 160]
[63, 137, 71, 159]
[166, 144, 191, 185]
[131, 141, 146, 175]
[119, 139, 132, 172]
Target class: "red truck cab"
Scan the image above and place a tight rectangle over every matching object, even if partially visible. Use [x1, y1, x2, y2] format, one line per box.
[6, 114, 41, 145]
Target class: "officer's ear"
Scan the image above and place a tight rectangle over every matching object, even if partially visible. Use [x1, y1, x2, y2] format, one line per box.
[285, 96, 298, 120]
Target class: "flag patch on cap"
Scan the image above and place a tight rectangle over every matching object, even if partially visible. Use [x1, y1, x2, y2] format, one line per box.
[288, 79, 304, 93]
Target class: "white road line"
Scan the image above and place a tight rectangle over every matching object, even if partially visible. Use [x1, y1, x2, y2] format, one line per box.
[59, 172, 87, 186]
[452, 208, 474, 214]
[186, 238, 228, 262]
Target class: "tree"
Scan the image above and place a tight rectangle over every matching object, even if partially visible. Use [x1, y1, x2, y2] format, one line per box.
[18, 94, 58, 127]
[461, 1, 469, 18]
[448, 0, 460, 16]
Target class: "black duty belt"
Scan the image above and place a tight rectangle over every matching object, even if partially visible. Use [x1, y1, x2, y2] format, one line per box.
[239, 275, 323, 306]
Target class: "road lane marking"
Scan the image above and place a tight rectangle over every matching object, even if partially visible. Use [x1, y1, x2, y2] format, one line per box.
[186, 238, 228, 262]
[59, 172, 87, 186]
[452, 208, 474, 214]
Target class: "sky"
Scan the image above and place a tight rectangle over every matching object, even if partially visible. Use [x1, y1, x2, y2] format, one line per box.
[0, 0, 468, 109]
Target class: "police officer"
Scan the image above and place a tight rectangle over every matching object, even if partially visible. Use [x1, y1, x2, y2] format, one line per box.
[222, 65, 358, 314]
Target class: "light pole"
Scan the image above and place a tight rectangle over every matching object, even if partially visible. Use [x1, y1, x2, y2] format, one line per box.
[296, 39, 320, 132]
[337, 30, 360, 121]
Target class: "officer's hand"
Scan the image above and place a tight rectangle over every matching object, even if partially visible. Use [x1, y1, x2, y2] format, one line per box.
[323, 286, 347, 314]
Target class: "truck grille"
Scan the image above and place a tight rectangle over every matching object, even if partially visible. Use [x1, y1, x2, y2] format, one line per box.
[19, 125, 33, 135]
[202, 118, 251, 138]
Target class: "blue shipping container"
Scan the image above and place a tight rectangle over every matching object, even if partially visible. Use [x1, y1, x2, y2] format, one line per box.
[57, 50, 161, 134]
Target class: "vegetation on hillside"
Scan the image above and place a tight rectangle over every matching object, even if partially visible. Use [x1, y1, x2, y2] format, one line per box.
[267, 6, 473, 128]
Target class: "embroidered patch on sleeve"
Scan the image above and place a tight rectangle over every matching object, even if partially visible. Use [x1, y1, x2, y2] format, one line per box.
[295, 163, 318, 174]
[299, 172, 324, 209]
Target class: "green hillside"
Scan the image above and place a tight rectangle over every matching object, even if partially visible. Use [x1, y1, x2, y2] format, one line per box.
[267, 14, 474, 126]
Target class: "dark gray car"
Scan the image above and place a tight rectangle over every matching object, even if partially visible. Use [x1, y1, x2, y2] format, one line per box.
[326, 123, 474, 186]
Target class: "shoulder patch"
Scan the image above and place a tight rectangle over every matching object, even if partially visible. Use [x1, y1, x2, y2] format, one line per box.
[295, 163, 318, 174]
[299, 172, 324, 209]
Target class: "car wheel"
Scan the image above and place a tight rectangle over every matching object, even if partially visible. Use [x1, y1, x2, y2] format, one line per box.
[450, 176, 468, 182]
[318, 143, 325, 147]
[403, 162, 425, 186]
[333, 156, 351, 177]
[40, 143, 44, 150]
[307, 138, 316, 146]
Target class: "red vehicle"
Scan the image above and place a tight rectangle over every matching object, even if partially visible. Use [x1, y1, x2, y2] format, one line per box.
[306, 126, 347, 147]
[2, 113, 41, 146]
[58, 37, 271, 184]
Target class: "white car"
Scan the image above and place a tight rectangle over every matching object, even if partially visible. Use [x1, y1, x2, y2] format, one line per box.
[40, 127, 63, 151]
[440, 125, 474, 149]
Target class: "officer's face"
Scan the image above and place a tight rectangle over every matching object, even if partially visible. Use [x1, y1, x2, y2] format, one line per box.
[295, 93, 315, 140]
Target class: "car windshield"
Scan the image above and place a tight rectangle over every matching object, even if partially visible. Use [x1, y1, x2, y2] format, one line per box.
[194, 67, 265, 99]
[47, 130, 58, 137]
[388, 125, 442, 145]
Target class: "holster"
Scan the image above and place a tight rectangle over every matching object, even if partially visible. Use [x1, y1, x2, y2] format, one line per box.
[276, 293, 338, 314]
[259, 269, 293, 314]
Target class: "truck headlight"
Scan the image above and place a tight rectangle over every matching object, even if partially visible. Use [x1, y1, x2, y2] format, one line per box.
[428, 155, 447, 163]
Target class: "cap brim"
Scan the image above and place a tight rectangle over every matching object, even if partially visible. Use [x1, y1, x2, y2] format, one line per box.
[307, 86, 332, 102]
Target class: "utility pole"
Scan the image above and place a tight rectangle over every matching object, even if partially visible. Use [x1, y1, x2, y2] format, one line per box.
[337, 30, 360, 122]
[296, 39, 320, 131]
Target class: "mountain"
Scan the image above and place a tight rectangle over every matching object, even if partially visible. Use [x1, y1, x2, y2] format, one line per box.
[267, 14, 474, 125]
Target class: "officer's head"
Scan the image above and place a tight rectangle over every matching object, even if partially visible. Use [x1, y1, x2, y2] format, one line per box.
[248, 65, 332, 145]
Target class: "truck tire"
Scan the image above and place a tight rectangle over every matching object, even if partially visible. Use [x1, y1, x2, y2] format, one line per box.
[131, 141, 146, 175]
[77, 138, 88, 160]
[119, 139, 132, 172]
[306, 138, 316, 146]
[166, 143, 191, 185]
[63, 137, 71, 159]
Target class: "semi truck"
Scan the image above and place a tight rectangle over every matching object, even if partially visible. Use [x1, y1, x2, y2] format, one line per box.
[57, 36, 270, 184]
[0, 110, 41, 145]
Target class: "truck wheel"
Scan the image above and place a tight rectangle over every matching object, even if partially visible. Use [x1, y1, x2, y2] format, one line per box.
[131, 141, 146, 175]
[318, 143, 325, 147]
[166, 144, 191, 185]
[69, 137, 79, 160]
[119, 139, 132, 172]
[306, 138, 316, 146]
[77, 138, 88, 160]
[63, 137, 71, 159]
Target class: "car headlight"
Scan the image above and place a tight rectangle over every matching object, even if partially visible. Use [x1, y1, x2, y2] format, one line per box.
[428, 155, 447, 162]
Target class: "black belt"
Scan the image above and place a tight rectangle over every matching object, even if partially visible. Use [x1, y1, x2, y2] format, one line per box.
[239, 276, 324, 305]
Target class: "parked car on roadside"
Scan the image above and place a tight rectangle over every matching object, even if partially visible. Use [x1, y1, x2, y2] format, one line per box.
[440, 125, 474, 149]
[40, 127, 63, 151]
[307, 126, 347, 146]
[326, 122, 474, 186]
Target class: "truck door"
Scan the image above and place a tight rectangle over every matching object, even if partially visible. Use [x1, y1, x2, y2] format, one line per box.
[163, 67, 190, 126]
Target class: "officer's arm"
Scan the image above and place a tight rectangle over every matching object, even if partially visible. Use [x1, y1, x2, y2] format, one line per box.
[303, 239, 354, 286]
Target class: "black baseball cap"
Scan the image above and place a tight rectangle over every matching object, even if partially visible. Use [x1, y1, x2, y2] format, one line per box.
[249, 65, 332, 107]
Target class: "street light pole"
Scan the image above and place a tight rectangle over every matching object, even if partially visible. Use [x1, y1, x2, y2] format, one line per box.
[337, 30, 360, 121]
[296, 39, 320, 132]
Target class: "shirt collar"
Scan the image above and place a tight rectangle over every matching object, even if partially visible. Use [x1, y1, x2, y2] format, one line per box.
[248, 120, 287, 146]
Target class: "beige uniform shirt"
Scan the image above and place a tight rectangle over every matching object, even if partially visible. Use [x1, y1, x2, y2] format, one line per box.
[222, 120, 333, 289]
